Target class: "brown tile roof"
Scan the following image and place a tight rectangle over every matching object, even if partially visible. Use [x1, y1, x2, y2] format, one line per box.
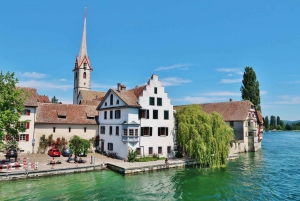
[175, 100, 255, 121]
[129, 85, 146, 98]
[111, 89, 141, 107]
[18, 87, 38, 107]
[79, 90, 106, 100]
[79, 99, 102, 106]
[36, 103, 98, 125]
[37, 95, 51, 103]
[256, 110, 264, 124]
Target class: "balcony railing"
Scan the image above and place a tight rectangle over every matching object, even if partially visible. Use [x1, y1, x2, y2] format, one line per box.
[122, 136, 139, 142]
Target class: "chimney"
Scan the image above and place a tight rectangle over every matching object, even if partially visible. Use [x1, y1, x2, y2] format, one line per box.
[229, 98, 232, 102]
[117, 83, 121, 91]
[117, 83, 126, 91]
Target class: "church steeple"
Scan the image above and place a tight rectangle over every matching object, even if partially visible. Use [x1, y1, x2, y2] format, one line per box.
[73, 8, 92, 104]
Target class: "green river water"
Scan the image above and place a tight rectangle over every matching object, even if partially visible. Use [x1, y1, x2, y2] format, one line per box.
[1, 131, 299, 200]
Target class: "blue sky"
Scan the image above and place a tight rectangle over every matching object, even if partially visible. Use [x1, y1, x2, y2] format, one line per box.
[1, 1, 300, 120]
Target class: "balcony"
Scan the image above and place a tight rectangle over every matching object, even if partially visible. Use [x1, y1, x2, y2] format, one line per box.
[122, 136, 139, 142]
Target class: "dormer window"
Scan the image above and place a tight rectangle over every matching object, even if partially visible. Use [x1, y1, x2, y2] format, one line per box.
[83, 72, 86, 79]
[105, 102, 107, 106]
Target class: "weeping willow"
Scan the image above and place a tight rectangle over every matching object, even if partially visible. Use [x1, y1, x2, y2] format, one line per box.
[176, 104, 234, 167]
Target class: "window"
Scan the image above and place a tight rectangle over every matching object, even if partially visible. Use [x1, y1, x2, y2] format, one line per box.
[84, 127, 87, 132]
[105, 102, 107, 106]
[149, 147, 153, 155]
[115, 110, 121, 119]
[136, 148, 141, 155]
[123, 129, 128, 136]
[141, 127, 152, 136]
[108, 143, 113, 151]
[116, 100, 119, 104]
[109, 126, 113, 135]
[19, 134, 29, 142]
[104, 111, 107, 119]
[167, 146, 171, 154]
[139, 109, 149, 119]
[100, 126, 105, 134]
[83, 72, 86, 79]
[110, 111, 113, 119]
[164, 110, 169, 120]
[129, 129, 134, 136]
[135, 129, 138, 136]
[21, 122, 30, 129]
[110, 94, 113, 105]
[116, 126, 119, 136]
[23, 109, 30, 116]
[69, 127, 71, 132]
[158, 127, 169, 136]
[153, 110, 158, 119]
[157, 98, 162, 106]
[149, 97, 155, 106]
[84, 63, 87, 69]
[53, 127, 56, 133]
[154, 87, 157, 94]
[158, 147, 162, 154]
[230, 121, 234, 127]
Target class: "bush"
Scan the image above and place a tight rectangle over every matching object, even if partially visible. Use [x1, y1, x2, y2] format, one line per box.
[175, 152, 183, 158]
[152, 153, 159, 160]
[127, 149, 137, 162]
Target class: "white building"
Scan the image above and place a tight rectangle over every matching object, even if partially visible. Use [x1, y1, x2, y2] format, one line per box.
[97, 74, 175, 159]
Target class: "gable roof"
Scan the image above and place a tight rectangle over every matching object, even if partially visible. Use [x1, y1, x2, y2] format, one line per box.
[175, 100, 255, 121]
[79, 99, 102, 106]
[36, 103, 98, 125]
[37, 95, 51, 103]
[79, 90, 106, 101]
[18, 87, 38, 107]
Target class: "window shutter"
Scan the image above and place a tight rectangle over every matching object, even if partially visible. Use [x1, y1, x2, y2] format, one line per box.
[5, 135, 8, 141]
[26, 122, 30, 129]
[139, 110, 141, 119]
[166, 127, 169, 136]
[150, 127, 152, 136]
[158, 127, 161, 136]
[147, 110, 149, 119]
[26, 134, 29, 141]
[27, 110, 30, 116]
[16, 135, 19, 141]
[141, 127, 144, 136]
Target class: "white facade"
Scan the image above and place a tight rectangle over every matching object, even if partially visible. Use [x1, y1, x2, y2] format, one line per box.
[18, 107, 36, 153]
[98, 74, 175, 159]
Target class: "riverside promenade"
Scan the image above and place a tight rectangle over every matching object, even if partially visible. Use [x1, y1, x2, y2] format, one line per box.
[0, 152, 199, 181]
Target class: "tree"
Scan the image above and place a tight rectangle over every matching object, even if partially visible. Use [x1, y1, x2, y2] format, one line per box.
[270, 115, 276, 129]
[176, 104, 234, 167]
[51, 96, 58, 104]
[264, 116, 269, 130]
[240, 67, 261, 112]
[285, 124, 293, 130]
[69, 135, 90, 156]
[0, 71, 28, 150]
[276, 116, 280, 126]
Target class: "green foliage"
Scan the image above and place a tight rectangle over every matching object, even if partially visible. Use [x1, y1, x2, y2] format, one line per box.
[38, 134, 48, 153]
[175, 104, 234, 167]
[152, 153, 160, 160]
[175, 152, 183, 158]
[0, 71, 29, 150]
[54, 137, 68, 152]
[285, 124, 293, 130]
[264, 116, 269, 130]
[127, 149, 137, 162]
[69, 135, 90, 156]
[136, 156, 164, 162]
[270, 115, 276, 129]
[240, 66, 261, 112]
[51, 96, 58, 104]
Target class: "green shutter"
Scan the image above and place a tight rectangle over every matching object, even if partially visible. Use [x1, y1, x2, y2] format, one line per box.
[150, 127, 152, 136]
[166, 127, 169, 136]
[147, 110, 149, 119]
[141, 127, 144, 136]
[158, 127, 161, 136]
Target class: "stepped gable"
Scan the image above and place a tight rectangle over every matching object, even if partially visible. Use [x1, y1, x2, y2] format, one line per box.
[36, 103, 98, 125]
[17, 87, 38, 107]
[80, 90, 106, 100]
[37, 95, 51, 103]
[199, 100, 253, 121]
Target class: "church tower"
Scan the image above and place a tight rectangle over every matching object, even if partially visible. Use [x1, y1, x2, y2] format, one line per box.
[73, 8, 92, 104]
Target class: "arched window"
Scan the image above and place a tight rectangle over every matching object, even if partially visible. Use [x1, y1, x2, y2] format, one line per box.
[83, 72, 86, 79]
[110, 94, 113, 105]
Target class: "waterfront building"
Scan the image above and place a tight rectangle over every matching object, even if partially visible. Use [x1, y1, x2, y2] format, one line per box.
[96, 74, 175, 159]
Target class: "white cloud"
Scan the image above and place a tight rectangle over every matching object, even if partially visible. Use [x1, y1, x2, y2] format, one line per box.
[216, 68, 243, 75]
[160, 77, 192, 86]
[155, 63, 193, 71]
[260, 90, 267, 95]
[20, 72, 48, 79]
[271, 95, 300, 105]
[18, 80, 72, 91]
[59, 78, 67, 82]
[203, 91, 240, 96]
[220, 78, 242, 84]
[174, 96, 226, 103]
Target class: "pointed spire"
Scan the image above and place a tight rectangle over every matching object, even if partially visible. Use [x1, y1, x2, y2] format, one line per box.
[77, 7, 90, 68]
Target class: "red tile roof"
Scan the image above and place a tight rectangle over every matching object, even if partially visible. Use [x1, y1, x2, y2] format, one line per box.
[79, 90, 106, 100]
[37, 95, 51, 103]
[79, 99, 102, 106]
[18, 87, 38, 107]
[111, 89, 141, 107]
[175, 100, 255, 121]
[36, 103, 98, 125]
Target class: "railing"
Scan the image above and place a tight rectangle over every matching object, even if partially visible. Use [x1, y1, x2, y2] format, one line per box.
[122, 136, 139, 142]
